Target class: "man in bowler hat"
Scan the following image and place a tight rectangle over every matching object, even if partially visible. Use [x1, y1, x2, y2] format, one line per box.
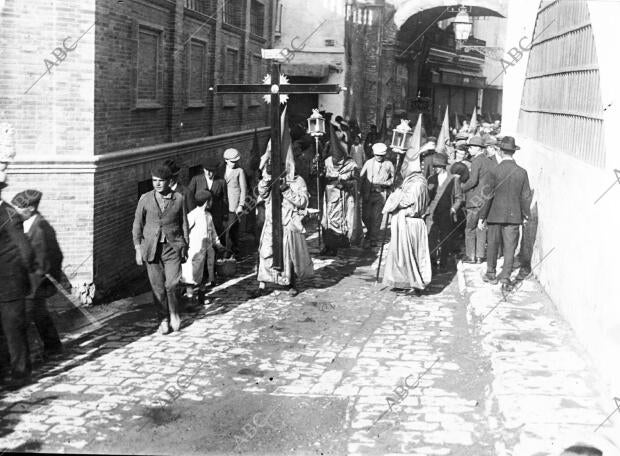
[11, 189, 63, 357]
[478, 136, 532, 291]
[187, 157, 228, 239]
[461, 135, 493, 264]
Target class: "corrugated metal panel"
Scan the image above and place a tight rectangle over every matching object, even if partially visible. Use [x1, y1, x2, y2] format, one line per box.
[518, 0, 605, 168]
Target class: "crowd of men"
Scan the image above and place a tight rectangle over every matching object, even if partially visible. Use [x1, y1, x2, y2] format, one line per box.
[0, 111, 533, 389]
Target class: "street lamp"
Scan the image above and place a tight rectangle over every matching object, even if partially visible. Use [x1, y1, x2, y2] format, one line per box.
[307, 109, 326, 247]
[453, 5, 473, 42]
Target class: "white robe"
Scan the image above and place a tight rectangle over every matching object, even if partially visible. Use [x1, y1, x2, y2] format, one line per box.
[182, 207, 221, 285]
[382, 173, 432, 290]
[258, 174, 314, 286]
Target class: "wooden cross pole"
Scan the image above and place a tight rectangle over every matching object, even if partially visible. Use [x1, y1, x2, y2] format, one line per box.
[215, 61, 340, 270]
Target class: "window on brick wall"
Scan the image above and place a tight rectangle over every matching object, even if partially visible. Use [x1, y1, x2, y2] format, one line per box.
[184, 0, 215, 15]
[187, 39, 207, 107]
[223, 48, 239, 107]
[250, 0, 265, 37]
[136, 25, 163, 108]
[223, 1, 243, 29]
[248, 54, 263, 107]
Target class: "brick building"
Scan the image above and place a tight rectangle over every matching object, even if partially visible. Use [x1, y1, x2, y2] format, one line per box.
[0, 0, 276, 297]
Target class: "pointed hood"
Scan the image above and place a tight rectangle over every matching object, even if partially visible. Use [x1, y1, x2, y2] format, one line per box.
[261, 106, 288, 171]
[281, 111, 295, 181]
[329, 123, 347, 163]
[469, 106, 478, 133]
[454, 111, 460, 131]
[436, 106, 450, 155]
[401, 114, 422, 179]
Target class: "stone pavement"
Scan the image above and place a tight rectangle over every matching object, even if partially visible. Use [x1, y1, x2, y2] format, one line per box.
[1, 232, 619, 455]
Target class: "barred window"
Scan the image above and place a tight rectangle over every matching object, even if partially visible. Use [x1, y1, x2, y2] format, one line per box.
[137, 26, 162, 105]
[518, 0, 605, 167]
[250, 0, 265, 37]
[223, 1, 243, 28]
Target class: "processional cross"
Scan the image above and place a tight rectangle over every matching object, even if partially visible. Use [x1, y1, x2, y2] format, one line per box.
[215, 58, 341, 270]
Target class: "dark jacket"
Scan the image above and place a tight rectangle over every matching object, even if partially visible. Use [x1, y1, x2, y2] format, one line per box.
[25, 214, 63, 299]
[172, 182, 193, 212]
[187, 173, 228, 230]
[426, 172, 463, 231]
[132, 190, 189, 263]
[0, 201, 34, 302]
[461, 153, 493, 208]
[479, 159, 531, 224]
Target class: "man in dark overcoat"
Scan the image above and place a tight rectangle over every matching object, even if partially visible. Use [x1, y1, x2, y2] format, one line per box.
[11, 189, 63, 357]
[478, 136, 532, 291]
[0, 181, 34, 387]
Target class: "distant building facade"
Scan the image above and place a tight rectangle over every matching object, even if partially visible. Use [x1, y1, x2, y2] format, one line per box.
[1, 0, 276, 296]
[274, 0, 346, 125]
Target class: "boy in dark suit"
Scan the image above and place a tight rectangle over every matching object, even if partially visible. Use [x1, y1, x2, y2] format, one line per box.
[11, 190, 63, 357]
[133, 165, 189, 334]
[0, 181, 34, 388]
[478, 136, 532, 291]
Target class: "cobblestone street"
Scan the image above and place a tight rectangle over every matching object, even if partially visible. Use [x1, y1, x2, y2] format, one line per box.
[1, 234, 618, 455]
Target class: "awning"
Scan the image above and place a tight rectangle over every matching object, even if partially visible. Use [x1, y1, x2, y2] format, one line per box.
[281, 63, 331, 79]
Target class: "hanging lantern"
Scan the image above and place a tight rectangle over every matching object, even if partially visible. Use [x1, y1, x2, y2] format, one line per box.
[307, 109, 326, 137]
[453, 5, 473, 42]
[390, 119, 413, 153]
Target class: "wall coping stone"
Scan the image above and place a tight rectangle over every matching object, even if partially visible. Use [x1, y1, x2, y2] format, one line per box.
[7, 127, 270, 174]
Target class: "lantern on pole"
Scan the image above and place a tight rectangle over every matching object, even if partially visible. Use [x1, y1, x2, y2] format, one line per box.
[307, 109, 326, 247]
[307, 109, 326, 137]
[390, 119, 413, 154]
[453, 5, 473, 42]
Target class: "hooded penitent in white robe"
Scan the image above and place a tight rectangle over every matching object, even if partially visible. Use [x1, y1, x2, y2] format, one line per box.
[382, 172, 432, 290]
[257, 173, 314, 286]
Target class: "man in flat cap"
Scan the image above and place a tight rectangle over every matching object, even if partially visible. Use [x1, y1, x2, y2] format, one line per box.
[0, 179, 34, 388]
[11, 190, 63, 358]
[461, 135, 493, 264]
[223, 148, 247, 258]
[360, 142, 394, 247]
[133, 164, 189, 334]
[478, 136, 532, 291]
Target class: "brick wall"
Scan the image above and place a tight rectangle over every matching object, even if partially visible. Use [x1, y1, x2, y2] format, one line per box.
[2, 170, 95, 288]
[0, 0, 96, 158]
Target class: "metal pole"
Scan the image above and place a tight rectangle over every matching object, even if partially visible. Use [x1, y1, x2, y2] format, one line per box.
[315, 135, 322, 249]
[270, 62, 283, 271]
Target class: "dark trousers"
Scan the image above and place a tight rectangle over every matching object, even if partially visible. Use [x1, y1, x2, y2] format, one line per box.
[145, 242, 182, 321]
[27, 297, 62, 352]
[0, 299, 31, 379]
[486, 223, 520, 282]
[225, 212, 240, 256]
[362, 192, 386, 242]
[465, 208, 487, 259]
[428, 221, 454, 267]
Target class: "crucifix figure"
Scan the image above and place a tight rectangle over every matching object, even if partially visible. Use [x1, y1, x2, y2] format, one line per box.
[215, 61, 340, 271]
